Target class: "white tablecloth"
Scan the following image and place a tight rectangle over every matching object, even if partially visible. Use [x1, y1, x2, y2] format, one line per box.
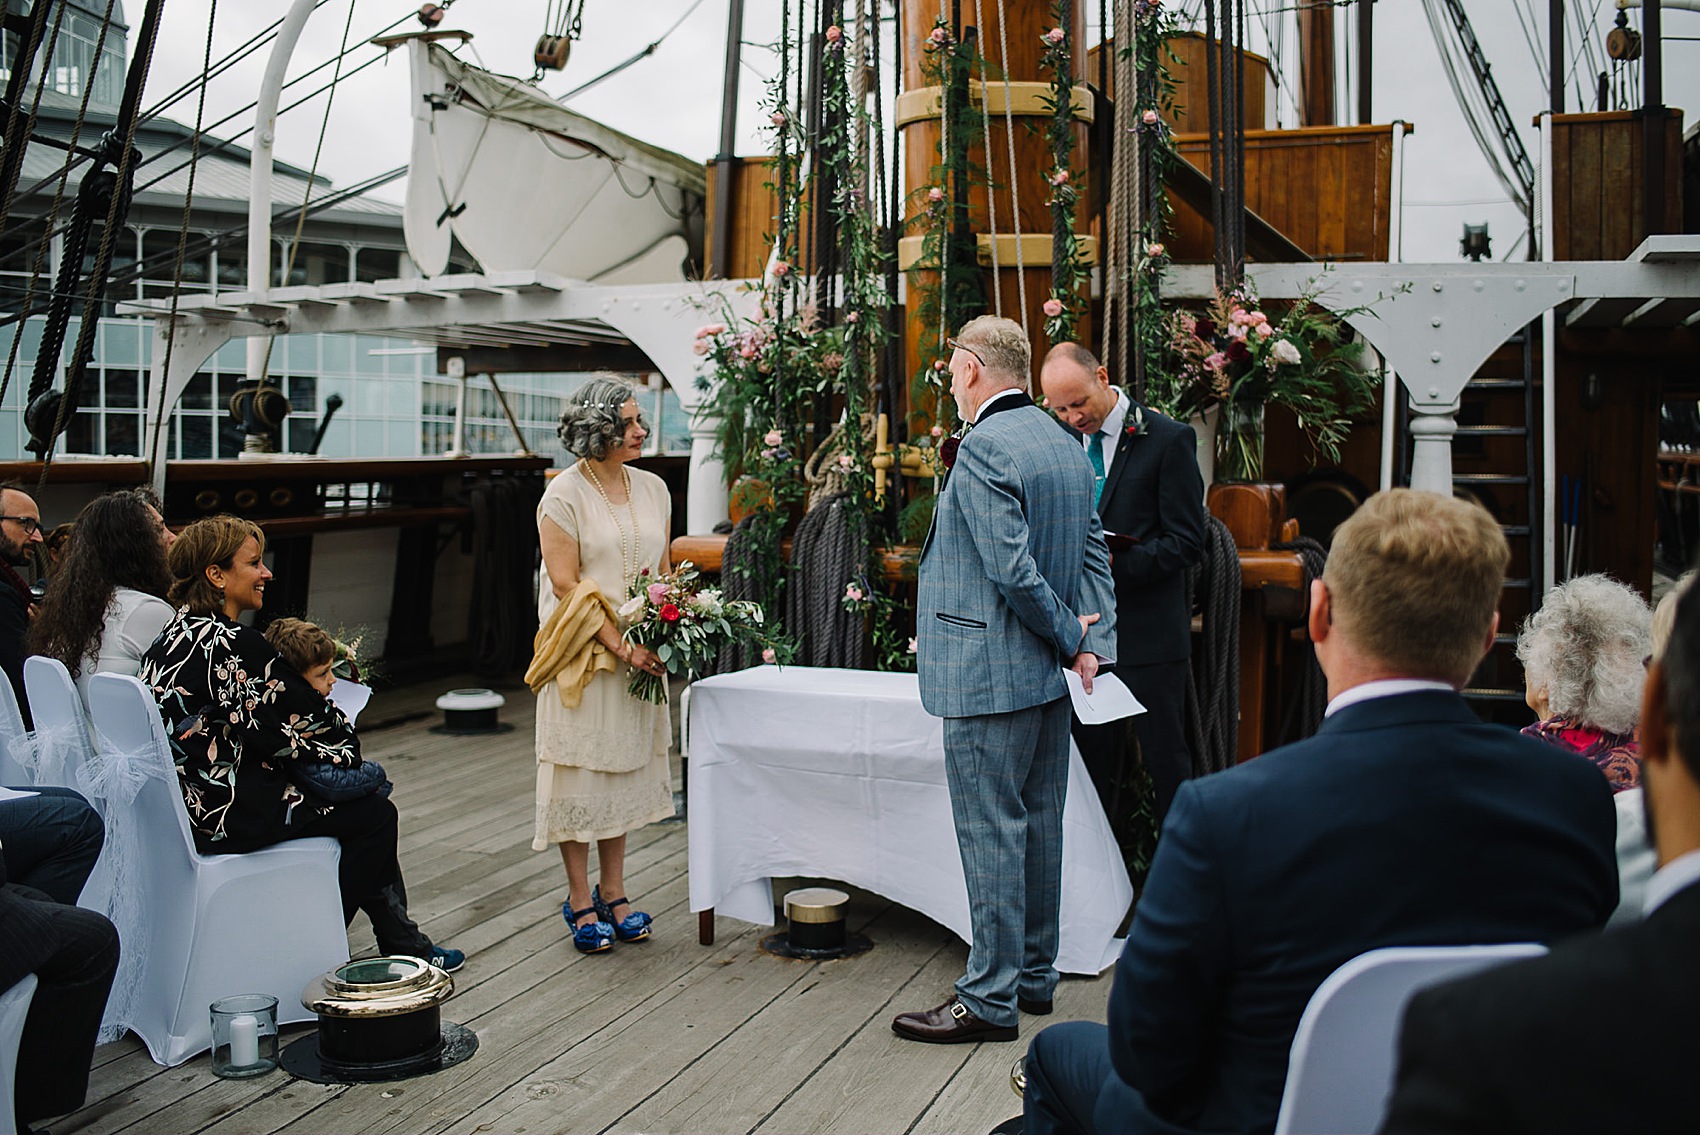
[686, 665, 1132, 974]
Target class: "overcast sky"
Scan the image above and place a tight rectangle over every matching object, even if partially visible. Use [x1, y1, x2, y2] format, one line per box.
[127, 0, 1700, 265]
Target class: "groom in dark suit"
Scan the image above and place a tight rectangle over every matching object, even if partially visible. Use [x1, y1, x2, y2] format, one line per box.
[894, 315, 1117, 1044]
[1018, 490, 1618, 1135]
[1039, 344, 1205, 822]
[1379, 581, 1700, 1135]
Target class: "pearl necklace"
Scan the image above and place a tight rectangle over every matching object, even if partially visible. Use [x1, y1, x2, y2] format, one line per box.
[581, 459, 637, 587]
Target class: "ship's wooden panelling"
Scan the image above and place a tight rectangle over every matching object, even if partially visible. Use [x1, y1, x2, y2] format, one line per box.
[704, 157, 798, 282]
[1168, 125, 1399, 262]
[1550, 111, 1684, 261]
[1085, 33, 1275, 132]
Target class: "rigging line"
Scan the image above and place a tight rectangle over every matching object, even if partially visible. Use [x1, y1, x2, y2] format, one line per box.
[0, 0, 69, 418]
[0, 17, 406, 252]
[0, 166, 412, 325]
[560, 0, 711, 100]
[0, 45, 394, 260]
[972, 0, 1003, 313]
[261, 0, 359, 392]
[1508, 0, 1548, 90]
[1561, 0, 1594, 98]
[137, 0, 337, 127]
[148, 0, 219, 479]
[993, 0, 1026, 334]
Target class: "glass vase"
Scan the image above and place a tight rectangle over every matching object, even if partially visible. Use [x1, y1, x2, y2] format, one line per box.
[1215, 401, 1266, 483]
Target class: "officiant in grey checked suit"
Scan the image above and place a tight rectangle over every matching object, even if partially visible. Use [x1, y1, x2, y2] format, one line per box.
[894, 315, 1117, 1045]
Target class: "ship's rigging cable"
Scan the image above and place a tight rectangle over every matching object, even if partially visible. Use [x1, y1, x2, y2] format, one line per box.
[23, 0, 126, 461]
[1419, 0, 1534, 216]
[972, 0, 1004, 314]
[0, 0, 71, 422]
[1509, 0, 1551, 91]
[559, 0, 710, 101]
[252, 0, 360, 399]
[31, 0, 170, 474]
[992, 0, 1028, 333]
[1102, 0, 1139, 395]
[146, 0, 221, 481]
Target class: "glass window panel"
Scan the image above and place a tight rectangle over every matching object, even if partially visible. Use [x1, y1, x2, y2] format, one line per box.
[356, 339, 387, 375]
[178, 414, 212, 458]
[291, 242, 350, 286]
[105, 369, 140, 408]
[320, 335, 353, 374]
[355, 247, 401, 283]
[287, 374, 316, 407]
[386, 419, 417, 455]
[354, 419, 384, 454]
[98, 320, 140, 366]
[104, 413, 139, 455]
[183, 373, 213, 410]
[141, 228, 209, 289]
[65, 412, 95, 453]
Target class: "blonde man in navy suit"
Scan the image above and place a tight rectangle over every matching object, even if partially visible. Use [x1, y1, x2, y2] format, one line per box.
[893, 316, 1117, 1045]
[1040, 344, 1205, 824]
[1018, 490, 1618, 1135]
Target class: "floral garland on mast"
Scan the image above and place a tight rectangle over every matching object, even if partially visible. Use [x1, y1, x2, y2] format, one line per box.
[1039, 7, 1089, 344]
[1127, 0, 1181, 400]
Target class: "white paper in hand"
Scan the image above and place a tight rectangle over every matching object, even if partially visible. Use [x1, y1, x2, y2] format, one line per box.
[1063, 669, 1146, 725]
[330, 680, 373, 725]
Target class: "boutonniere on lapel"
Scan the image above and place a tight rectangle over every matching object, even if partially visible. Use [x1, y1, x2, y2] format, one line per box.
[940, 424, 970, 470]
[1123, 404, 1147, 441]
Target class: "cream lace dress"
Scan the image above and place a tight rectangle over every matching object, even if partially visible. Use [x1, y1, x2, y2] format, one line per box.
[531, 462, 675, 847]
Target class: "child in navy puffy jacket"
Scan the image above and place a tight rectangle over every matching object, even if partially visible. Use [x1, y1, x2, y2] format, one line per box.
[263, 617, 391, 803]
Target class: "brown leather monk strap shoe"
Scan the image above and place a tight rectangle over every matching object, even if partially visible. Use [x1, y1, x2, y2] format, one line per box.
[891, 997, 1019, 1044]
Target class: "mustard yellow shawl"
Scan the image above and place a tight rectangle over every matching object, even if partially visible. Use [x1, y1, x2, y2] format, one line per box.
[524, 579, 621, 708]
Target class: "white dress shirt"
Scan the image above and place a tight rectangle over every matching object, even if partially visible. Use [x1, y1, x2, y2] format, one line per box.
[1081, 389, 1130, 471]
[1324, 678, 1455, 718]
[1643, 845, 1700, 916]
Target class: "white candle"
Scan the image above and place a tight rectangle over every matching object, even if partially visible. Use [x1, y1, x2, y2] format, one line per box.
[227, 1013, 260, 1067]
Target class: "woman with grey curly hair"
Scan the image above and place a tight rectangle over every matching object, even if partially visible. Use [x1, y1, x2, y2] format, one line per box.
[531, 374, 673, 954]
[1516, 573, 1651, 792]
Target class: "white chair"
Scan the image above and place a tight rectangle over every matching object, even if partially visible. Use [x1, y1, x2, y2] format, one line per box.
[21, 656, 95, 795]
[85, 674, 349, 1066]
[1273, 943, 1547, 1135]
[0, 974, 37, 1135]
[0, 675, 34, 788]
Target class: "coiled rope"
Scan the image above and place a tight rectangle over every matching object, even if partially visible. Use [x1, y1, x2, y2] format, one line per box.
[1186, 515, 1241, 776]
[1272, 534, 1328, 745]
[786, 491, 869, 669]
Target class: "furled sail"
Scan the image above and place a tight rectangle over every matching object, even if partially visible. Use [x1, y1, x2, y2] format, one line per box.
[396, 36, 705, 283]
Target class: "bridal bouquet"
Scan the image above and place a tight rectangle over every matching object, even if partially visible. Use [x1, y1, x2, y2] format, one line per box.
[615, 561, 777, 703]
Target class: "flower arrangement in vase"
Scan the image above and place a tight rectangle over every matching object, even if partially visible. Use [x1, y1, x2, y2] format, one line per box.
[1146, 286, 1376, 482]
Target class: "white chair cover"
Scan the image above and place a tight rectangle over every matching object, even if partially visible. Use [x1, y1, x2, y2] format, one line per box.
[79, 723, 174, 1044]
[85, 674, 349, 1066]
[21, 657, 96, 798]
[0, 674, 35, 786]
[1274, 942, 1548, 1135]
[0, 973, 37, 1135]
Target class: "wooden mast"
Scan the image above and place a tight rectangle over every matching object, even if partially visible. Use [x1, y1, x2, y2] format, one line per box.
[897, 0, 1092, 402]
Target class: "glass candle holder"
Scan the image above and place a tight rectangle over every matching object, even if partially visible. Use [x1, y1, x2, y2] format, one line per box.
[209, 993, 279, 1078]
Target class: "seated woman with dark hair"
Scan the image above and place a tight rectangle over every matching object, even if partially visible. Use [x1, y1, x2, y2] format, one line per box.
[27, 490, 175, 698]
[1516, 572, 1651, 792]
[137, 515, 463, 972]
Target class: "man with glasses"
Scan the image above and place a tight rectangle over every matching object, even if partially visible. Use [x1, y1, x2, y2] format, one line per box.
[892, 316, 1116, 1044]
[0, 482, 43, 727]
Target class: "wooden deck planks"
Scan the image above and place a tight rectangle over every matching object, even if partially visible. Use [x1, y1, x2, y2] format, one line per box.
[47, 677, 1113, 1135]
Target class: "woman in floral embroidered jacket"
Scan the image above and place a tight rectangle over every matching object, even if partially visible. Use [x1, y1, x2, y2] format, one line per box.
[138, 515, 463, 971]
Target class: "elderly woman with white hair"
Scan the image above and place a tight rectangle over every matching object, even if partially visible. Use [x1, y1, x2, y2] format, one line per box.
[1516, 573, 1652, 793]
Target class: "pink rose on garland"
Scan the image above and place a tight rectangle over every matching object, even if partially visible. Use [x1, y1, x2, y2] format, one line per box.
[1043, 298, 1065, 318]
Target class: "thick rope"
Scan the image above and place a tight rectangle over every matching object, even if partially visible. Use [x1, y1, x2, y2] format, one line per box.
[786, 491, 868, 669]
[1272, 535, 1328, 745]
[1185, 515, 1240, 776]
[992, 0, 1027, 332]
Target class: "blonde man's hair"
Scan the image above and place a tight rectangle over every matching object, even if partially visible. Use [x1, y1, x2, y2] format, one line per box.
[956, 315, 1032, 391]
[1325, 489, 1509, 686]
[1651, 570, 1697, 663]
[166, 515, 264, 616]
[264, 617, 336, 673]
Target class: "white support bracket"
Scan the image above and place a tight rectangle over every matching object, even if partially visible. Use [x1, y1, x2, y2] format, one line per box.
[143, 318, 234, 494]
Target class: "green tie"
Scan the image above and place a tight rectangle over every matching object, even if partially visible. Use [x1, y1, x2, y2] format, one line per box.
[1088, 430, 1106, 506]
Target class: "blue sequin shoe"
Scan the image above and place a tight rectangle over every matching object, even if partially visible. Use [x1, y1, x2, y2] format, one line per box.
[563, 901, 614, 954]
[592, 884, 652, 943]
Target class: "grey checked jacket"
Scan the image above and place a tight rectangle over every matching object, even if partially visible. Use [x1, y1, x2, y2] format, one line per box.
[918, 394, 1118, 718]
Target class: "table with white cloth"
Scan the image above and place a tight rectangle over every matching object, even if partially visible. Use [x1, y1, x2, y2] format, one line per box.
[685, 665, 1132, 975]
